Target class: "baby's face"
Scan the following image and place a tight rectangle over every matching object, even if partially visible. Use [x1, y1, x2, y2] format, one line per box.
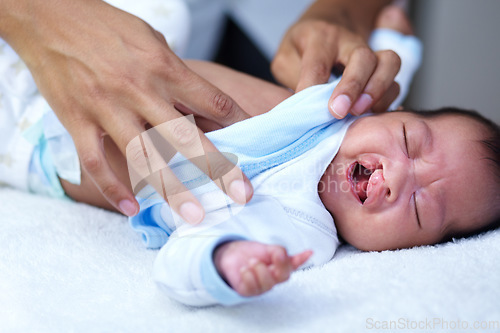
[319, 111, 494, 251]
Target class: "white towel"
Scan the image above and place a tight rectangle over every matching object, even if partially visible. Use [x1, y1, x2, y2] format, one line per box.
[1, 187, 498, 332]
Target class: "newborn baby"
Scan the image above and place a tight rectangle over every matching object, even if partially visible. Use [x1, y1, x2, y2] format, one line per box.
[208, 107, 500, 303]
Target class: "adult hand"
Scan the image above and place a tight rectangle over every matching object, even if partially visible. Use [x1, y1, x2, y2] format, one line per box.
[0, 0, 253, 222]
[271, 0, 400, 119]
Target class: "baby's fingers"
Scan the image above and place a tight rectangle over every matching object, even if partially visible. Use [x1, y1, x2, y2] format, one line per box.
[238, 259, 277, 297]
[251, 259, 277, 293]
[269, 247, 293, 283]
[291, 250, 313, 270]
[238, 266, 260, 297]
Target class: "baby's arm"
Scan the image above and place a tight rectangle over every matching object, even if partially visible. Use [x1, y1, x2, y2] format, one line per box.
[151, 195, 328, 306]
[213, 240, 312, 296]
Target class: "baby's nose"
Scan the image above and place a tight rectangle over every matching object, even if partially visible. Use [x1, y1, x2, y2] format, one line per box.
[382, 159, 415, 204]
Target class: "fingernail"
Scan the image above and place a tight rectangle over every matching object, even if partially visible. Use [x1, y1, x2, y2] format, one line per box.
[179, 201, 204, 224]
[351, 93, 373, 115]
[229, 179, 252, 204]
[119, 199, 138, 217]
[330, 94, 351, 118]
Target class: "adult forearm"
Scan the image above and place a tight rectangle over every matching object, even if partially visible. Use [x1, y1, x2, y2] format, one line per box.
[300, 0, 392, 40]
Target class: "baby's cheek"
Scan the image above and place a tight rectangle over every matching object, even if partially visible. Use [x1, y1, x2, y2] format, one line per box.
[338, 215, 400, 251]
[334, 215, 371, 250]
[318, 173, 338, 210]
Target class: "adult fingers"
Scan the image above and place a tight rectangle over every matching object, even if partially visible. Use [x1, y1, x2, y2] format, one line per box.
[124, 124, 206, 224]
[294, 29, 338, 92]
[170, 65, 251, 129]
[328, 45, 378, 119]
[272, 21, 340, 92]
[271, 34, 302, 91]
[350, 50, 401, 116]
[150, 68, 255, 206]
[138, 111, 253, 207]
[371, 81, 400, 113]
[72, 123, 139, 217]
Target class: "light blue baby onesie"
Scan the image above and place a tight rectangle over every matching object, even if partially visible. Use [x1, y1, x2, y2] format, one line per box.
[131, 85, 355, 306]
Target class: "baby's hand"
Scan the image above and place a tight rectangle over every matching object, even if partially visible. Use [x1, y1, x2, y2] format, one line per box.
[213, 241, 313, 297]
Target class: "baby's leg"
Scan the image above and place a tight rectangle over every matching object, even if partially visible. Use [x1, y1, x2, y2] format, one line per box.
[375, 5, 414, 35]
[213, 240, 312, 297]
[60, 136, 129, 212]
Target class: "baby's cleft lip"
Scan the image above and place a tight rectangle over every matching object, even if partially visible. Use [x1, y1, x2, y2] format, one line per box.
[363, 169, 385, 207]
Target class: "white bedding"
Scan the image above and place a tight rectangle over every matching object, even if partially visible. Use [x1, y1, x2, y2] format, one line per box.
[1, 187, 499, 332]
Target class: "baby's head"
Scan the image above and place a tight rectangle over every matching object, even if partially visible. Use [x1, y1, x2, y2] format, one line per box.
[319, 108, 500, 251]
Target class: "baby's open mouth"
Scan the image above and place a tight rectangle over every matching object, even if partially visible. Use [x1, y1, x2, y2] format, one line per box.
[351, 163, 372, 203]
[348, 162, 382, 204]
